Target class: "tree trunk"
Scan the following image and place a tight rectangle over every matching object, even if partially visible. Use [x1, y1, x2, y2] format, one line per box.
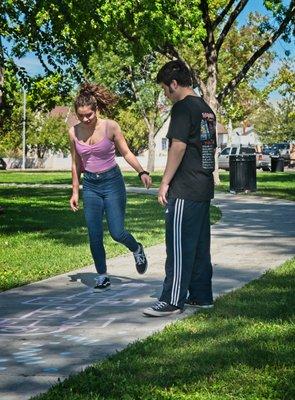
[0, 37, 4, 108]
[227, 119, 233, 146]
[0, 66, 3, 108]
[198, 0, 221, 186]
[213, 132, 221, 186]
[37, 145, 42, 159]
[147, 121, 155, 172]
[204, 62, 221, 186]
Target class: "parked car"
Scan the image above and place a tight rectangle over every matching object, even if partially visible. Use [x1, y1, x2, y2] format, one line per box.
[269, 143, 291, 165]
[218, 146, 257, 170]
[0, 158, 7, 170]
[257, 148, 271, 171]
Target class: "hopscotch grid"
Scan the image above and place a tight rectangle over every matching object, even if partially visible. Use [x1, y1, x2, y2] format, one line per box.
[0, 283, 147, 376]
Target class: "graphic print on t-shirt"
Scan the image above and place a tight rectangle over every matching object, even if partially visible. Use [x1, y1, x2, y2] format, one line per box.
[200, 112, 216, 171]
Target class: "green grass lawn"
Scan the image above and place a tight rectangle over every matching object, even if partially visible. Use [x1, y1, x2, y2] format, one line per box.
[217, 171, 295, 201]
[0, 170, 72, 185]
[32, 258, 295, 400]
[0, 170, 163, 187]
[1, 170, 294, 200]
[0, 186, 221, 291]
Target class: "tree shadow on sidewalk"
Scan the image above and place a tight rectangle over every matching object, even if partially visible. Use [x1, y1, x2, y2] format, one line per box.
[33, 261, 295, 400]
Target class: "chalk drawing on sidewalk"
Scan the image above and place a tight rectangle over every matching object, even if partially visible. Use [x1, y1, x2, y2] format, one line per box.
[0, 284, 145, 376]
[0, 358, 8, 371]
[0, 284, 144, 337]
[12, 346, 46, 367]
[60, 352, 72, 356]
[43, 367, 59, 373]
[54, 333, 101, 346]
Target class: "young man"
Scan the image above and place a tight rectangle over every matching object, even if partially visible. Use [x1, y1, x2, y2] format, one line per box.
[143, 60, 216, 317]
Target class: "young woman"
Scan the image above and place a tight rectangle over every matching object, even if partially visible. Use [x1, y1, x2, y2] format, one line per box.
[69, 83, 152, 290]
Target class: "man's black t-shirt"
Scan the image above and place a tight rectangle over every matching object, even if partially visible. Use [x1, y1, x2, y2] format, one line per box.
[167, 95, 216, 201]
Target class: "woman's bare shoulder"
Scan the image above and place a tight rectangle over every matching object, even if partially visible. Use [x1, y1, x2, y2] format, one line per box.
[106, 119, 121, 133]
[69, 123, 83, 140]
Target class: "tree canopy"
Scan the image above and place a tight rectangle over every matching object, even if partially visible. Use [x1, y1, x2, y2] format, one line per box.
[1, 0, 294, 159]
[2, 1, 294, 109]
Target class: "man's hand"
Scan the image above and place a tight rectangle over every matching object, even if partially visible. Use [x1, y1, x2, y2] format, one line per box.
[140, 174, 152, 189]
[158, 182, 169, 206]
[70, 193, 79, 212]
[158, 139, 186, 206]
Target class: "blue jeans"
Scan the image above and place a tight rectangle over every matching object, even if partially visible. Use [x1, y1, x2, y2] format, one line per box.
[159, 198, 213, 309]
[82, 165, 138, 274]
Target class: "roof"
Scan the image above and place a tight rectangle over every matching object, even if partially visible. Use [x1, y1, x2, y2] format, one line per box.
[49, 106, 79, 127]
[217, 122, 227, 134]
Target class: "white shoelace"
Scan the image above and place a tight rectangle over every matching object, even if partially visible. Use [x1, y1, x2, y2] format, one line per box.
[95, 275, 107, 285]
[133, 253, 145, 264]
[153, 301, 168, 310]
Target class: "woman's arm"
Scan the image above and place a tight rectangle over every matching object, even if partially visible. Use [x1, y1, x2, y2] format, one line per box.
[111, 121, 152, 188]
[69, 127, 81, 211]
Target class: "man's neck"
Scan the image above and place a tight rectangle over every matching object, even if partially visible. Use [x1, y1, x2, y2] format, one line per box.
[176, 87, 196, 102]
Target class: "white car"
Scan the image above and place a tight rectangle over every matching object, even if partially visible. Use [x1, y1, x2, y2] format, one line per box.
[257, 149, 271, 171]
[218, 146, 257, 170]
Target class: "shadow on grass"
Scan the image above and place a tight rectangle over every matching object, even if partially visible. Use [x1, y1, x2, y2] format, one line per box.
[256, 187, 295, 200]
[0, 188, 164, 246]
[32, 260, 295, 400]
[124, 172, 162, 188]
[0, 187, 219, 245]
[217, 171, 295, 201]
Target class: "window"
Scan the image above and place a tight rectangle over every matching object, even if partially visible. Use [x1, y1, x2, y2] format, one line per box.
[241, 147, 255, 154]
[231, 147, 237, 155]
[221, 147, 230, 155]
[161, 138, 168, 150]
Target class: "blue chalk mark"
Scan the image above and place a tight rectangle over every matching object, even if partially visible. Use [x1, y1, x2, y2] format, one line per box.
[43, 367, 59, 373]
[25, 360, 46, 365]
[60, 352, 72, 356]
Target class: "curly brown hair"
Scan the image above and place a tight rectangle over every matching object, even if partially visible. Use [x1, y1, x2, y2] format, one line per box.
[74, 83, 117, 113]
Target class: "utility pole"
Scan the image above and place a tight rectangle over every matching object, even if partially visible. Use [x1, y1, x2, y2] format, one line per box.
[22, 87, 26, 170]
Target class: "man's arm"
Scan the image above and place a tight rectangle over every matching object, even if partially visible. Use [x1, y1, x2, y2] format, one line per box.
[158, 139, 187, 206]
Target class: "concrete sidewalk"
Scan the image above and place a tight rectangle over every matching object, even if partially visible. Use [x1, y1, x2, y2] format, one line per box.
[0, 192, 294, 400]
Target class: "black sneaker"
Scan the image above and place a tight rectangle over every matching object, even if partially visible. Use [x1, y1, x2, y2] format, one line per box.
[133, 243, 148, 274]
[93, 276, 111, 291]
[143, 301, 182, 317]
[185, 299, 214, 308]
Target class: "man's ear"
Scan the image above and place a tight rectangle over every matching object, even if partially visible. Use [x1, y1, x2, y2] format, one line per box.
[171, 79, 178, 90]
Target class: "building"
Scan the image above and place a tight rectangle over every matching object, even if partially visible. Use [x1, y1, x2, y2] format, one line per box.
[228, 125, 261, 148]
[144, 117, 228, 159]
[49, 106, 79, 127]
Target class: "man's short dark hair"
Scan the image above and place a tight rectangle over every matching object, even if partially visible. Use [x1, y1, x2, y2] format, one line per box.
[156, 60, 192, 87]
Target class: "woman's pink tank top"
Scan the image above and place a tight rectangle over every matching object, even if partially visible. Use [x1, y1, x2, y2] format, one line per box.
[74, 120, 116, 173]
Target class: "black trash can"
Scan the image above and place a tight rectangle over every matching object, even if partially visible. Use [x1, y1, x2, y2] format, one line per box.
[229, 154, 257, 193]
[271, 156, 284, 172]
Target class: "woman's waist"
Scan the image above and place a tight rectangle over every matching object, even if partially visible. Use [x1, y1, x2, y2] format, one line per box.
[82, 156, 117, 172]
[83, 164, 120, 178]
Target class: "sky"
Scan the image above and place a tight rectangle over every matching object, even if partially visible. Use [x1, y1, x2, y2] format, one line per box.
[237, 0, 294, 102]
[4, 0, 295, 102]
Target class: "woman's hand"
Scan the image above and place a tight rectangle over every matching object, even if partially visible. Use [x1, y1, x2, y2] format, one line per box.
[141, 174, 152, 189]
[70, 193, 79, 212]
